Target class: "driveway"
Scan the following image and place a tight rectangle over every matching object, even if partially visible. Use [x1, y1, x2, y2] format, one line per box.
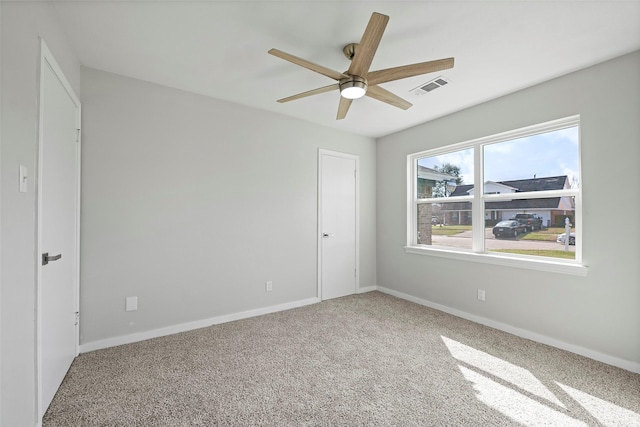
[431, 228, 575, 252]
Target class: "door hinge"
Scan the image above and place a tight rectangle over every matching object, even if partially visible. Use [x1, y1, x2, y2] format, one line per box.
[74, 311, 79, 326]
[76, 128, 81, 143]
[354, 268, 357, 278]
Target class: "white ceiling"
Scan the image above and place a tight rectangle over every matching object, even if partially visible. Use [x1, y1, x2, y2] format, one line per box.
[52, 1, 640, 138]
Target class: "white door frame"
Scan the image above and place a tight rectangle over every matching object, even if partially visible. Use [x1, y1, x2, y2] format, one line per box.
[317, 149, 360, 300]
[35, 39, 81, 420]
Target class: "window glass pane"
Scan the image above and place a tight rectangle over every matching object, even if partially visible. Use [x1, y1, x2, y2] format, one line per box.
[417, 202, 472, 250]
[417, 148, 473, 199]
[483, 126, 580, 191]
[409, 118, 581, 267]
[486, 196, 576, 260]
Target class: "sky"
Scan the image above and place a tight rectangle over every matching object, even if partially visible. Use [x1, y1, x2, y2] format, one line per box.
[418, 126, 580, 187]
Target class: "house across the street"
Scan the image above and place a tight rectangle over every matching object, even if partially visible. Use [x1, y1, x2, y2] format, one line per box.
[440, 175, 575, 227]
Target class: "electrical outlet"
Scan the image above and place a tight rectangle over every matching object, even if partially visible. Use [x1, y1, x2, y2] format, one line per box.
[477, 289, 486, 301]
[265, 281, 273, 292]
[126, 296, 138, 311]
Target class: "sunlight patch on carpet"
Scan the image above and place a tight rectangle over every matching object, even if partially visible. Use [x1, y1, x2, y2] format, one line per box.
[556, 382, 640, 427]
[441, 336, 563, 407]
[457, 366, 586, 427]
[442, 335, 640, 426]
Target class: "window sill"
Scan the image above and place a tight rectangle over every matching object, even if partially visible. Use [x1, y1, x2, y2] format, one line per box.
[404, 245, 588, 276]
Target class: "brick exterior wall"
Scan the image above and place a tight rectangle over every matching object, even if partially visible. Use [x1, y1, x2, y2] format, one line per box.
[417, 179, 433, 245]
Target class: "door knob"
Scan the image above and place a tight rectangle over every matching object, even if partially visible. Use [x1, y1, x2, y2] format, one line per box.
[42, 252, 62, 266]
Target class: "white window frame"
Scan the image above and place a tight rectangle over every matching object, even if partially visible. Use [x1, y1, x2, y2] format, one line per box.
[406, 116, 587, 276]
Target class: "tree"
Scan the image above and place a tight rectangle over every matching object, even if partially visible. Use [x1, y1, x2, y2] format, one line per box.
[432, 163, 463, 197]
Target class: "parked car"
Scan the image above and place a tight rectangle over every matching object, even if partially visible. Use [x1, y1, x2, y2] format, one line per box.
[556, 232, 576, 245]
[511, 213, 544, 231]
[492, 220, 528, 238]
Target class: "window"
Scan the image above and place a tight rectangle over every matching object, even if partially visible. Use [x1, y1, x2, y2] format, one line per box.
[407, 116, 585, 275]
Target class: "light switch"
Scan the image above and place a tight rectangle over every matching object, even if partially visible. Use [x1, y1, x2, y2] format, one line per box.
[19, 165, 28, 193]
[125, 296, 138, 312]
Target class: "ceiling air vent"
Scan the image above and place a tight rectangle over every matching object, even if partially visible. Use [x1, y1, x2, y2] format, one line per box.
[412, 76, 450, 95]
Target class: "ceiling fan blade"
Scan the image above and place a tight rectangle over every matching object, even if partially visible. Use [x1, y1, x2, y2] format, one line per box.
[269, 48, 347, 81]
[348, 12, 389, 78]
[367, 57, 455, 86]
[337, 96, 353, 120]
[277, 84, 339, 103]
[366, 85, 412, 110]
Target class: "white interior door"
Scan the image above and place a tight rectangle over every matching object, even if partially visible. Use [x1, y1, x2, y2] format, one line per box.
[38, 41, 81, 418]
[319, 150, 358, 300]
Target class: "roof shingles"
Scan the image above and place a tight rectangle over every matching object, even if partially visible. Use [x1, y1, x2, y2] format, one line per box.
[442, 176, 569, 211]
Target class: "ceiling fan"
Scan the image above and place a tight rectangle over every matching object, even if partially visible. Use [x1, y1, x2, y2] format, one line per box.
[268, 12, 454, 120]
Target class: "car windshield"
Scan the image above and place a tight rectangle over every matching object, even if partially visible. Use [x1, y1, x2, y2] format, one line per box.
[496, 221, 514, 227]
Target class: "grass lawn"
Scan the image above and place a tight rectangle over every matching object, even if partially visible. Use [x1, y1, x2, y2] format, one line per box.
[520, 227, 575, 242]
[492, 249, 575, 259]
[431, 225, 472, 236]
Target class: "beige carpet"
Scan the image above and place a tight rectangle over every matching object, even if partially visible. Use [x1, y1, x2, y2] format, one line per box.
[44, 291, 639, 426]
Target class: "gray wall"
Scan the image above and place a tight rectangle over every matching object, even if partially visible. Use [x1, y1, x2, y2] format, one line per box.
[377, 51, 640, 367]
[79, 67, 376, 346]
[0, 2, 81, 425]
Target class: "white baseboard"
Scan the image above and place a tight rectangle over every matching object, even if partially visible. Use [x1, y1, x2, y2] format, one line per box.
[79, 297, 320, 353]
[376, 286, 640, 374]
[357, 285, 377, 294]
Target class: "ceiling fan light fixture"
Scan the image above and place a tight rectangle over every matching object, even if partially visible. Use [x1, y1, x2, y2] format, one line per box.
[339, 76, 368, 99]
